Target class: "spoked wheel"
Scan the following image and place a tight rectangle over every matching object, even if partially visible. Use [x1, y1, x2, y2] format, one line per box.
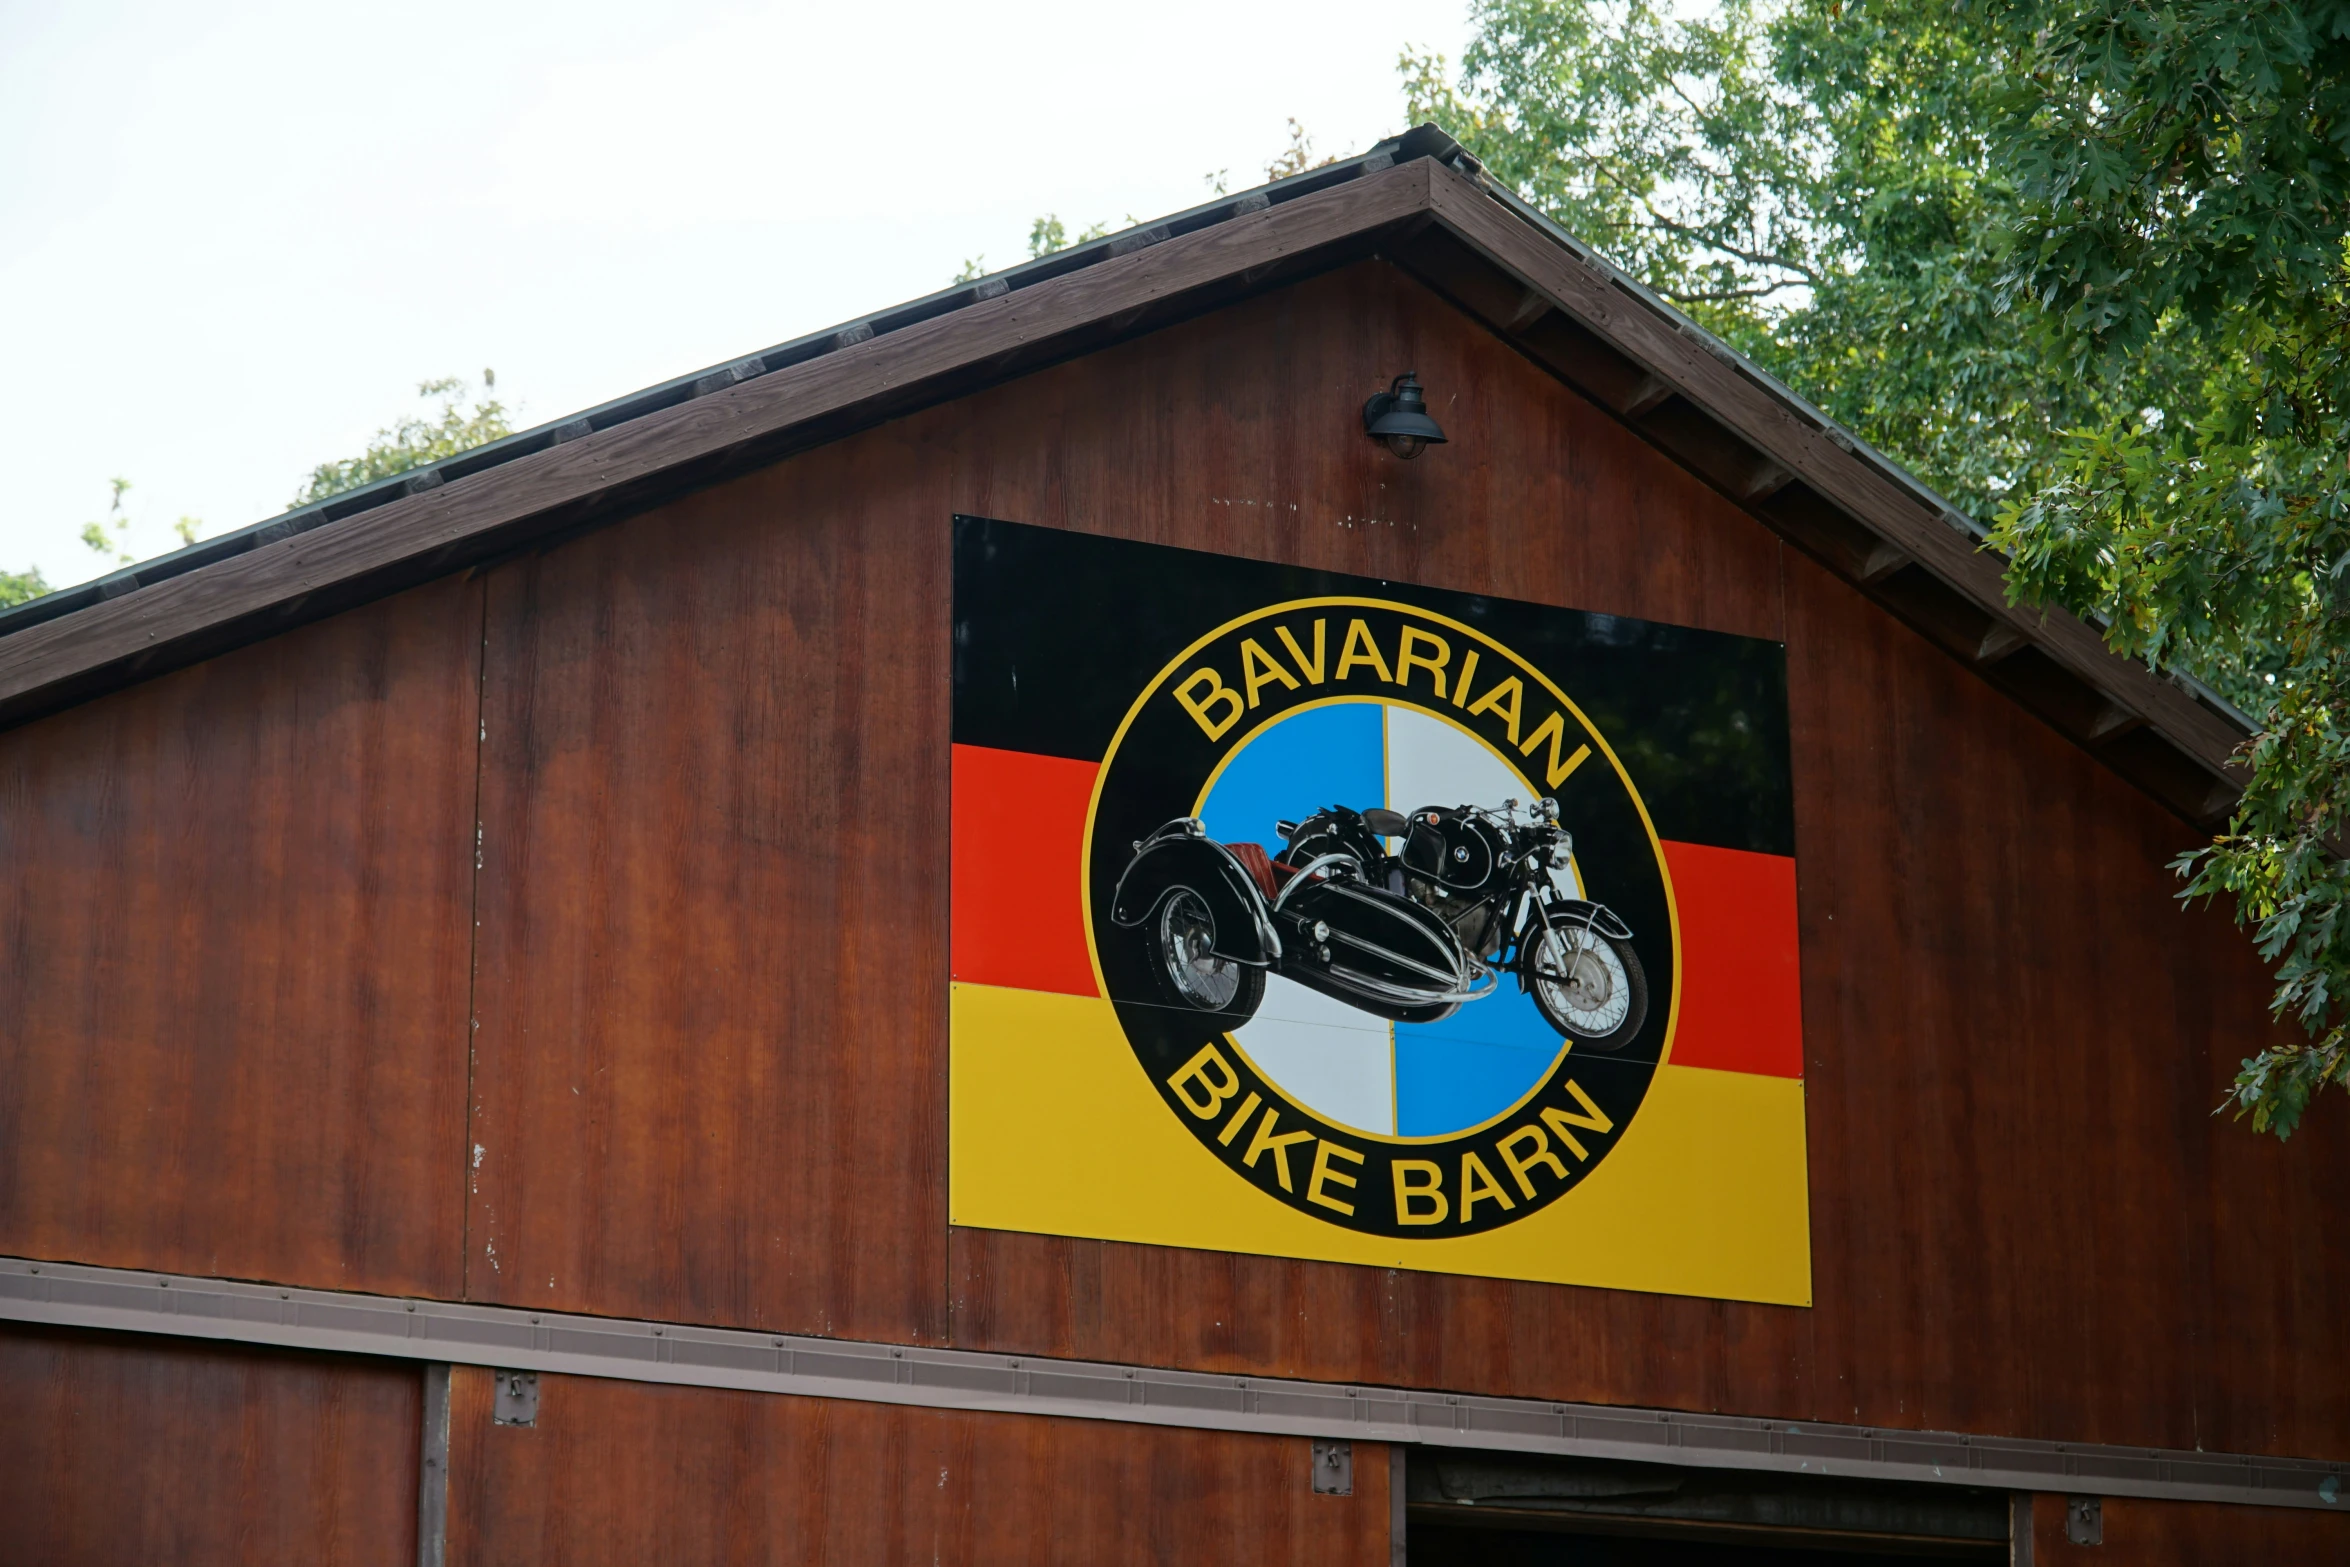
[1149, 887, 1265, 1029]
[1527, 924, 1647, 1049]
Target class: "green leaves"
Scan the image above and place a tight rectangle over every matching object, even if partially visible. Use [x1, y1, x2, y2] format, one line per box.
[1420, 0, 2350, 1137]
[0, 566, 49, 608]
[1985, 3, 2350, 1138]
[1994, 1, 2350, 360]
[1410, 0, 2157, 523]
[291, 372, 513, 508]
[75, 476, 203, 571]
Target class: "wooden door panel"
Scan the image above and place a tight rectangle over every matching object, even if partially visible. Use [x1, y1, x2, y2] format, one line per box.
[446, 1366, 1389, 1566]
[0, 1324, 420, 1565]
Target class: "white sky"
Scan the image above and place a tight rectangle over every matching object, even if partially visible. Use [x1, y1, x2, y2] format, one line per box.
[1, 0, 1469, 589]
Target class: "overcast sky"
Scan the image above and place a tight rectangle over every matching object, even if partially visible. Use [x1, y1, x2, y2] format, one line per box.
[1, 0, 1469, 590]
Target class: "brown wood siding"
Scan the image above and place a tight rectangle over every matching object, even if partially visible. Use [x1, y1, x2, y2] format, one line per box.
[458, 259, 1779, 1338]
[1, 257, 2338, 1486]
[444, 1367, 1390, 1566]
[0, 1324, 421, 1564]
[462, 465, 952, 1335]
[0, 578, 479, 1295]
[1783, 549, 2349, 1460]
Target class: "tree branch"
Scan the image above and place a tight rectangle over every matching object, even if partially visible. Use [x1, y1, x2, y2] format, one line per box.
[1586, 161, 1823, 285]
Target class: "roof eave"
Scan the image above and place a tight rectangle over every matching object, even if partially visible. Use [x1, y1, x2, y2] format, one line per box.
[0, 132, 2249, 832]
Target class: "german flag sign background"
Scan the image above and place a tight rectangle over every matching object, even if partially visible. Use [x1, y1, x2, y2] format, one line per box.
[949, 517, 1810, 1304]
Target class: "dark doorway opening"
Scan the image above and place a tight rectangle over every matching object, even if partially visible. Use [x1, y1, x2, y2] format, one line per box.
[1405, 1450, 2010, 1564]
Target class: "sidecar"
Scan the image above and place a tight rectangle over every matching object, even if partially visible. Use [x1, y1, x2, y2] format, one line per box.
[1111, 818, 1489, 1028]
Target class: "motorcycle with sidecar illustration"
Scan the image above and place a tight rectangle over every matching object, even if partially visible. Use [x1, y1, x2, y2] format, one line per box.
[1108, 796, 1648, 1048]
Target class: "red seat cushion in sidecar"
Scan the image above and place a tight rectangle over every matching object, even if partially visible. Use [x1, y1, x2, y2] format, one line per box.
[1223, 841, 1298, 903]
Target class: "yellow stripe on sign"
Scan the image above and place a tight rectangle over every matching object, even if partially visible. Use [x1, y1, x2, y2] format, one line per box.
[949, 982, 1811, 1306]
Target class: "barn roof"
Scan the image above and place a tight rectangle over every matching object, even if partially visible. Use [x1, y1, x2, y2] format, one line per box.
[0, 124, 2248, 826]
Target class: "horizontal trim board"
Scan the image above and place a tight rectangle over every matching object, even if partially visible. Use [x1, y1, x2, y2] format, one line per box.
[2, 1254, 2340, 1513]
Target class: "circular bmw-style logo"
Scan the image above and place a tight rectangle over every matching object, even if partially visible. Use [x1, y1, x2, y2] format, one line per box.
[1084, 596, 1679, 1238]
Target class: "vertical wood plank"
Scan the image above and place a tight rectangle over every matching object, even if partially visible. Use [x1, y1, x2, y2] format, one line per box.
[0, 1324, 421, 1565]
[443, 1368, 1388, 1567]
[0, 578, 480, 1296]
[463, 449, 952, 1336]
[1781, 549, 2349, 1454]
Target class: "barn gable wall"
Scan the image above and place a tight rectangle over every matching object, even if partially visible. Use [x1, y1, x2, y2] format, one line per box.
[1, 260, 2338, 1468]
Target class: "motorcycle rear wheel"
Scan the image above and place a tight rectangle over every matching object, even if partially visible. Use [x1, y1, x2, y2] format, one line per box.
[1148, 887, 1266, 1030]
[1527, 926, 1647, 1050]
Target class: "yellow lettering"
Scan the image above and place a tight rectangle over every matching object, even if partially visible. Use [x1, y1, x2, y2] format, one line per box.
[1497, 1124, 1570, 1199]
[1217, 1090, 1264, 1147]
[1307, 1141, 1364, 1215]
[1450, 648, 1480, 706]
[1517, 711, 1593, 790]
[1538, 1109, 1588, 1161]
[1174, 667, 1244, 741]
[1465, 676, 1525, 743]
[1539, 1080, 1615, 1162]
[1167, 1044, 1241, 1120]
[1275, 621, 1327, 684]
[1392, 1159, 1448, 1225]
[1395, 627, 1451, 696]
[1334, 619, 1394, 684]
[1238, 638, 1300, 708]
[1243, 1107, 1317, 1192]
[1459, 1151, 1517, 1222]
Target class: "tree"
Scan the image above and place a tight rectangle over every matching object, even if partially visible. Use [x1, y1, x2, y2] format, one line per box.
[1407, 0, 2350, 1134]
[79, 476, 203, 567]
[291, 372, 512, 507]
[1986, 2, 2350, 1136]
[18, 374, 516, 608]
[0, 565, 47, 609]
[1262, 117, 1343, 181]
[1403, 1, 2190, 524]
[956, 128, 1330, 287]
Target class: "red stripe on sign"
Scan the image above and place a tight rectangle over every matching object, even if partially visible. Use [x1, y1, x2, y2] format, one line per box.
[951, 744, 1102, 997]
[1660, 840, 1804, 1078]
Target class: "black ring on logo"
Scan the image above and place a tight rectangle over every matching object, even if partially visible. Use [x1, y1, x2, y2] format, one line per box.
[1084, 597, 1680, 1238]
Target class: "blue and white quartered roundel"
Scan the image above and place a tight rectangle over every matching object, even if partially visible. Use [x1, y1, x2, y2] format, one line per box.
[1195, 699, 1584, 1140]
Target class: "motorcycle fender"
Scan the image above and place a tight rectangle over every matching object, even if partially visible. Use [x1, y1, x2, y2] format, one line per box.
[1552, 899, 1633, 942]
[1110, 835, 1280, 964]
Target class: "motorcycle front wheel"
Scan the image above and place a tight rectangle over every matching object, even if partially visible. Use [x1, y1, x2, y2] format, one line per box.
[1527, 925, 1647, 1050]
[1146, 887, 1266, 1030]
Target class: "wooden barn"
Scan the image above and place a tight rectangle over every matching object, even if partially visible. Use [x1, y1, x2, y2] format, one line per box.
[1, 125, 2342, 1564]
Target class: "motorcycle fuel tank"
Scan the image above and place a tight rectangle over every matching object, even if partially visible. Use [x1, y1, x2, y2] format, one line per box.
[1400, 806, 1508, 897]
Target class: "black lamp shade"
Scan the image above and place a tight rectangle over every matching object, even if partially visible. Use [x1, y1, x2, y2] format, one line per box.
[1362, 372, 1447, 459]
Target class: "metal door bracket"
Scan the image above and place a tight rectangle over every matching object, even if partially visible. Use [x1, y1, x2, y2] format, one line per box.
[492, 1369, 538, 1427]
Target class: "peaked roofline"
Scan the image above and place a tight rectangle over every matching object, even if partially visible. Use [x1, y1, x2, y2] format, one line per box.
[0, 127, 2249, 828]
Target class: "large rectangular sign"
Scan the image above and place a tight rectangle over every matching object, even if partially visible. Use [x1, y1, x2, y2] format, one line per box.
[949, 518, 1809, 1304]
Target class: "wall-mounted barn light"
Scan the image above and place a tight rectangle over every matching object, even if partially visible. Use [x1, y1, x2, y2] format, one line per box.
[1362, 372, 1448, 460]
